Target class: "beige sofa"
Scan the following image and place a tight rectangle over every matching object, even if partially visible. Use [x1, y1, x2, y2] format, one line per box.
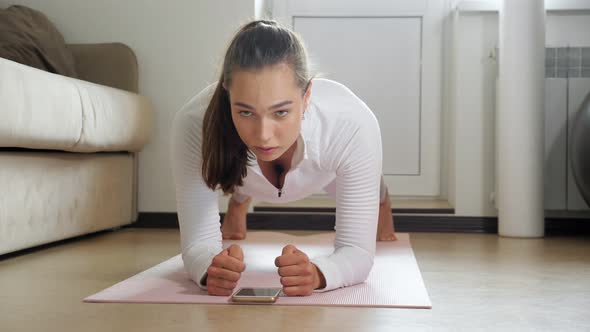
[0, 43, 154, 255]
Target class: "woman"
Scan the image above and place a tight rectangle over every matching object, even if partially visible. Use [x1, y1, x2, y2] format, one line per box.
[171, 20, 397, 297]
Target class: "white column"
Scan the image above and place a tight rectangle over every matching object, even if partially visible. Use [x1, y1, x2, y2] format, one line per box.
[497, 0, 545, 237]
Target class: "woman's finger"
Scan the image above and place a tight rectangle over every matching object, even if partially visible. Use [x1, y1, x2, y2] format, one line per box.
[207, 265, 241, 282]
[277, 264, 300, 277]
[275, 251, 309, 267]
[212, 254, 246, 272]
[227, 244, 244, 261]
[282, 285, 313, 297]
[281, 244, 298, 255]
[280, 275, 313, 287]
[207, 285, 233, 296]
[207, 276, 237, 290]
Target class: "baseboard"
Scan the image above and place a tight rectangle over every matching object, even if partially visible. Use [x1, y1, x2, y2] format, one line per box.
[0, 228, 121, 261]
[134, 212, 590, 235]
[253, 206, 455, 214]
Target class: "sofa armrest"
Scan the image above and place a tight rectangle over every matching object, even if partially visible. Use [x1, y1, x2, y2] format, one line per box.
[67, 43, 139, 93]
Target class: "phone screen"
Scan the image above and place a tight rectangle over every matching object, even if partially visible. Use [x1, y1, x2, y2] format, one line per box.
[234, 287, 282, 297]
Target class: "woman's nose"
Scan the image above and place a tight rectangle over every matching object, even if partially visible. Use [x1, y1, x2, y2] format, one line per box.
[256, 119, 273, 142]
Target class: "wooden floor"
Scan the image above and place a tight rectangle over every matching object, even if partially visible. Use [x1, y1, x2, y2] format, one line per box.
[1, 228, 589, 331]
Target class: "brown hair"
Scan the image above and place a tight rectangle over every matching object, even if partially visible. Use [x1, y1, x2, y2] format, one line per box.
[201, 20, 311, 194]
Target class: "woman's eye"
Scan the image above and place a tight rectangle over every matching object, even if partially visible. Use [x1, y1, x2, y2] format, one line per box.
[239, 111, 253, 117]
[275, 110, 289, 117]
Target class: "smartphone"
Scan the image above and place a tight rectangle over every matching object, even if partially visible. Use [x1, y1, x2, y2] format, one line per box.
[230, 287, 282, 303]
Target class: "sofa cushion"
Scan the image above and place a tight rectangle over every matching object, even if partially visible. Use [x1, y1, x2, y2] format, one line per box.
[0, 5, 77, 78]
[0, 57, 153, 153]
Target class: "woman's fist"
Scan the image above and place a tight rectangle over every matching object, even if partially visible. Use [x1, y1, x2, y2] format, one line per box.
[206, 244, 246, 296]
[274, 244, 326, 296]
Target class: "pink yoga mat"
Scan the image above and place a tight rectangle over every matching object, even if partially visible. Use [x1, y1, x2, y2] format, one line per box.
[84, 232, 431, 308]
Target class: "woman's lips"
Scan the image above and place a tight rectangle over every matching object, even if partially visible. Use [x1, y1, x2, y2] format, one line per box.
[256, 147, 278, 154]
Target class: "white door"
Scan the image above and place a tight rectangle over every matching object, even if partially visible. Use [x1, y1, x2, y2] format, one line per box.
[272, 0, 443, 196]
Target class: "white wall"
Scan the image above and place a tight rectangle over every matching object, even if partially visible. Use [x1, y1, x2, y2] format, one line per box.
[255, 0, 272, 19]
[0, 0, 256, 212]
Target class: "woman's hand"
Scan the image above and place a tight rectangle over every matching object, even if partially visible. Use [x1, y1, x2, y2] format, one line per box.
[274, 245, 326, 296]
[206, 244, 246, 296]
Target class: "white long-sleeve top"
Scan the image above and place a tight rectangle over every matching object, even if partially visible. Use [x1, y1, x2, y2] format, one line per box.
[171, 78, 383, 292]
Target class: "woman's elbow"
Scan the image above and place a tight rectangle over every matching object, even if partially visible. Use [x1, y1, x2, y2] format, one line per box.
[357, 254, 374, 282]
[341, 246, 374, 284]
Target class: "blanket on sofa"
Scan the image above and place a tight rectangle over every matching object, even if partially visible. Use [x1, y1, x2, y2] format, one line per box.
[0, 5, 77, 78]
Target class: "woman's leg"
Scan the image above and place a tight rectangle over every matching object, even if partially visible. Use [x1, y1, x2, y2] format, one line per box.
[377, 176, 397, 241]
[221, 192, 251, 240]
[323, 176, 397, 241]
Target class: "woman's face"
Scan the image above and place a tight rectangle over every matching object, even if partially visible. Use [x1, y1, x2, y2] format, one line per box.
[226, 63, 311, 163]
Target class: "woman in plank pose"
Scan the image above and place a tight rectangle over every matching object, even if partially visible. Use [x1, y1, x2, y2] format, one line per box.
[172, 20, 397, 297]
